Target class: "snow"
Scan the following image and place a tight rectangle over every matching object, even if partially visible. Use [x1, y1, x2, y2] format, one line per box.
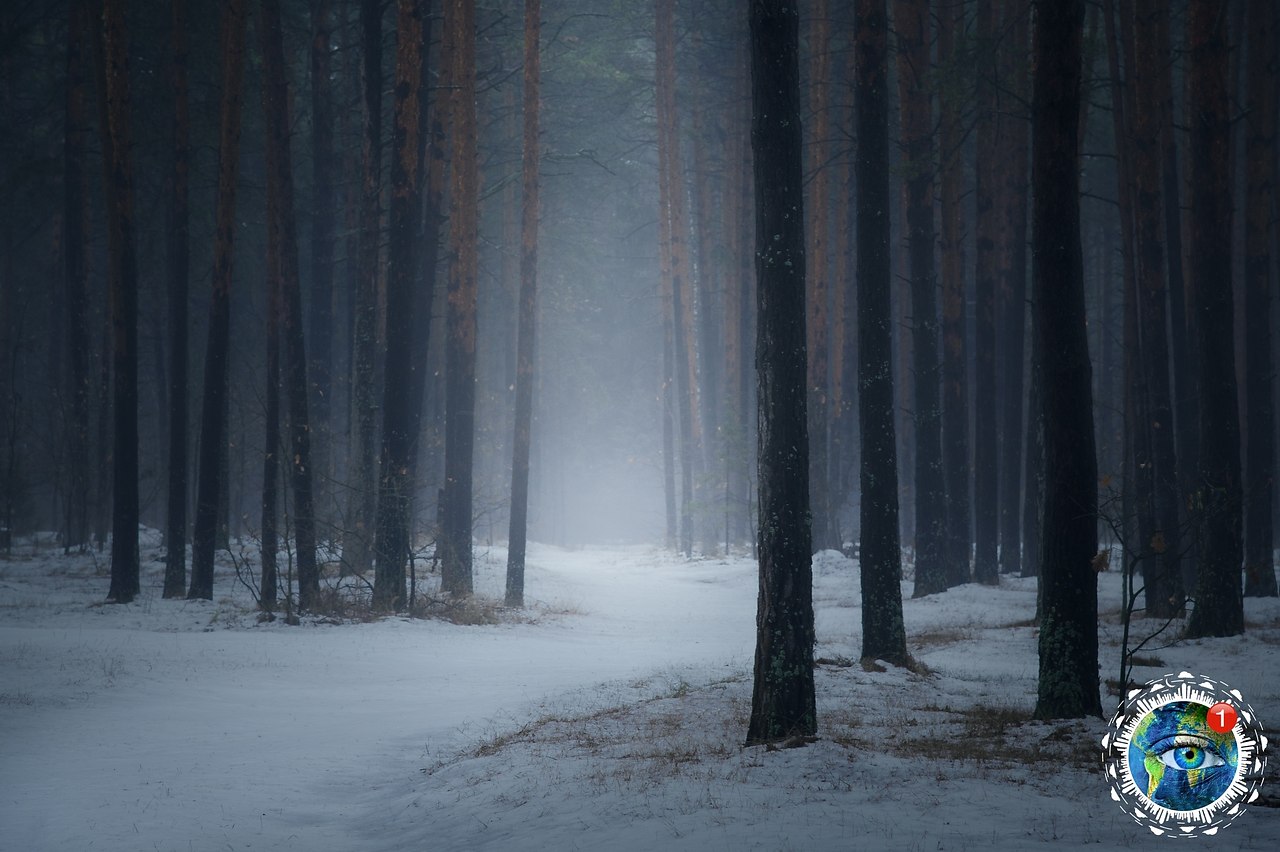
[1, 534, 1277, 851]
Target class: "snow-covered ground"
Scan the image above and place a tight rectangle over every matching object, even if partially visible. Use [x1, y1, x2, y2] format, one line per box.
[1, 534, 1277, 851]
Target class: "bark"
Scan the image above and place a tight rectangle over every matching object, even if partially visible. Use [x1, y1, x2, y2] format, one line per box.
[506, 0, 541, 608]
[745, 0, 816, 746]
[308, 0, 335, 518]
[373, 0, 427, 611]
[807, 0, 833, 552]
[1131, 0, 1184, 617]
[894, 0, 945, 596]
[1031, 0, 1101, 720]
[972, 0, 1000, 585]
[997, 0, 1030, 577]
[163, 0, 190, 598]
[103, 0, 140, 604]
[441, 0, 478, 596]
[64, 0, 92, 553]
[261, 0, 321, 610]
[1243, 0, 1277, 597]
[348, 0, 382, 577]
[190, 0, 247, 601]
[938, 0, 970, 587]
[261, 211, 281, 613]
[856, 0, 908, 665]
[1184, 0, 1244, 637]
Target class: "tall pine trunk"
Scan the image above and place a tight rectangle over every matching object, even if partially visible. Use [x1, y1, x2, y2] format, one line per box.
[373, 0, 427, 611]
[190, 0, 247, 601]
[441, 0, 478, 596]
[1243, 0, 1277, 597]
[806, 0, 833, 552]
[745, 0, 815, 746]
[308, 0, 335, 523]
[972, 0, 1000, 585]
[1031, 0, 1101, 720]
[1184, 0, 1244, 638]
[102, 0, 140, 604]
[1131, 0, 1184, 617]
[506, 0, 541, 608]
[348, 0, 382, 577]
[163, 0, 190, 598]
[938, 0, 970, 587]
[63, 0, 92, 553]
[894, 0, 945, 597]
[856, 0, 908, 665]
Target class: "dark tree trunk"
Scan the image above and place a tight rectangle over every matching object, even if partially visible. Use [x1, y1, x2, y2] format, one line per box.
[348, 0, 382, 577]
[261, 0, 320, 611]
[102, 0, 140, 604]
[1243, 0, 1277, 597]
[163, 0, 190, 598]
[856, 0, 908, 665]
[506, 0, 541, 608]
[807, 0, 833, 553]
[894, 0, 945, 597]
[998, 1, 1030, 577]
[440, 0, 478, 596]
[261, 216, 281, 613]
[64, 0, 92, 553]
[938, 0, 971, 587]
[1156, 0, 1197, 592]
[308, 0, 335, 521]
[1031, 0, 1101, 720]
[1184, 0, 1244, 638]
[745, 0, 816, 746]
[1131, 0, 1184, 617]
[373, 0, 426, 611]
[190, 0, 247, 601]
[972, 0, 1000, 585]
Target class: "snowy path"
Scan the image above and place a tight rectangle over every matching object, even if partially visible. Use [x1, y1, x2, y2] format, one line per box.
[0, 545, 757, 852]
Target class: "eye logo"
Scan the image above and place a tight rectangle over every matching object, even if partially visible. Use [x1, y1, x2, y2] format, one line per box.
[1102, 672, 1268, 837]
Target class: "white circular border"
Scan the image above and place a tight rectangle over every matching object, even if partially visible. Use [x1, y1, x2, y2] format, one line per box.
[1102, 672, 1268, 837]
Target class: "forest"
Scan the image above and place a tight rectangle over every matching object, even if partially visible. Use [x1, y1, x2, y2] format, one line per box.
[1, 0, 1278, 849]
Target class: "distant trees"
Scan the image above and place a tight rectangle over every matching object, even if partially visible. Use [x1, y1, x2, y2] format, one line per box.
[745, 0, 815, 746]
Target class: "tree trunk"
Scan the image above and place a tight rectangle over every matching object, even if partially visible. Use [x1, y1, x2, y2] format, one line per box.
[373, 0, 427, 611]
[102, 0, 140, 604]
[308, 0, 335, 524]
[190, 0, 247, 601]
[745, 0, 816, 746]
[972, 0, 1000, 585]
[440, 0, 478, 596]
[997, 1, 1030, 577]
[347, 0, 383, 577]
[856, 0, 908, 665]
[163, 0, 190, 598]
[938, 0, 970, 587]
[64, 0, 92, 553]
[1131, 0, 1184, 617]
[261, 212, 281, 614]
[506, 0, 541, 608]
[1184, 0, 1244, 638]
[1031, 0, 1101, 720]
[1243, 0, 1277, 597]
[894, 0, 945, 596]
[806, 0, 833, 553]
[261, 0, 320, 611]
